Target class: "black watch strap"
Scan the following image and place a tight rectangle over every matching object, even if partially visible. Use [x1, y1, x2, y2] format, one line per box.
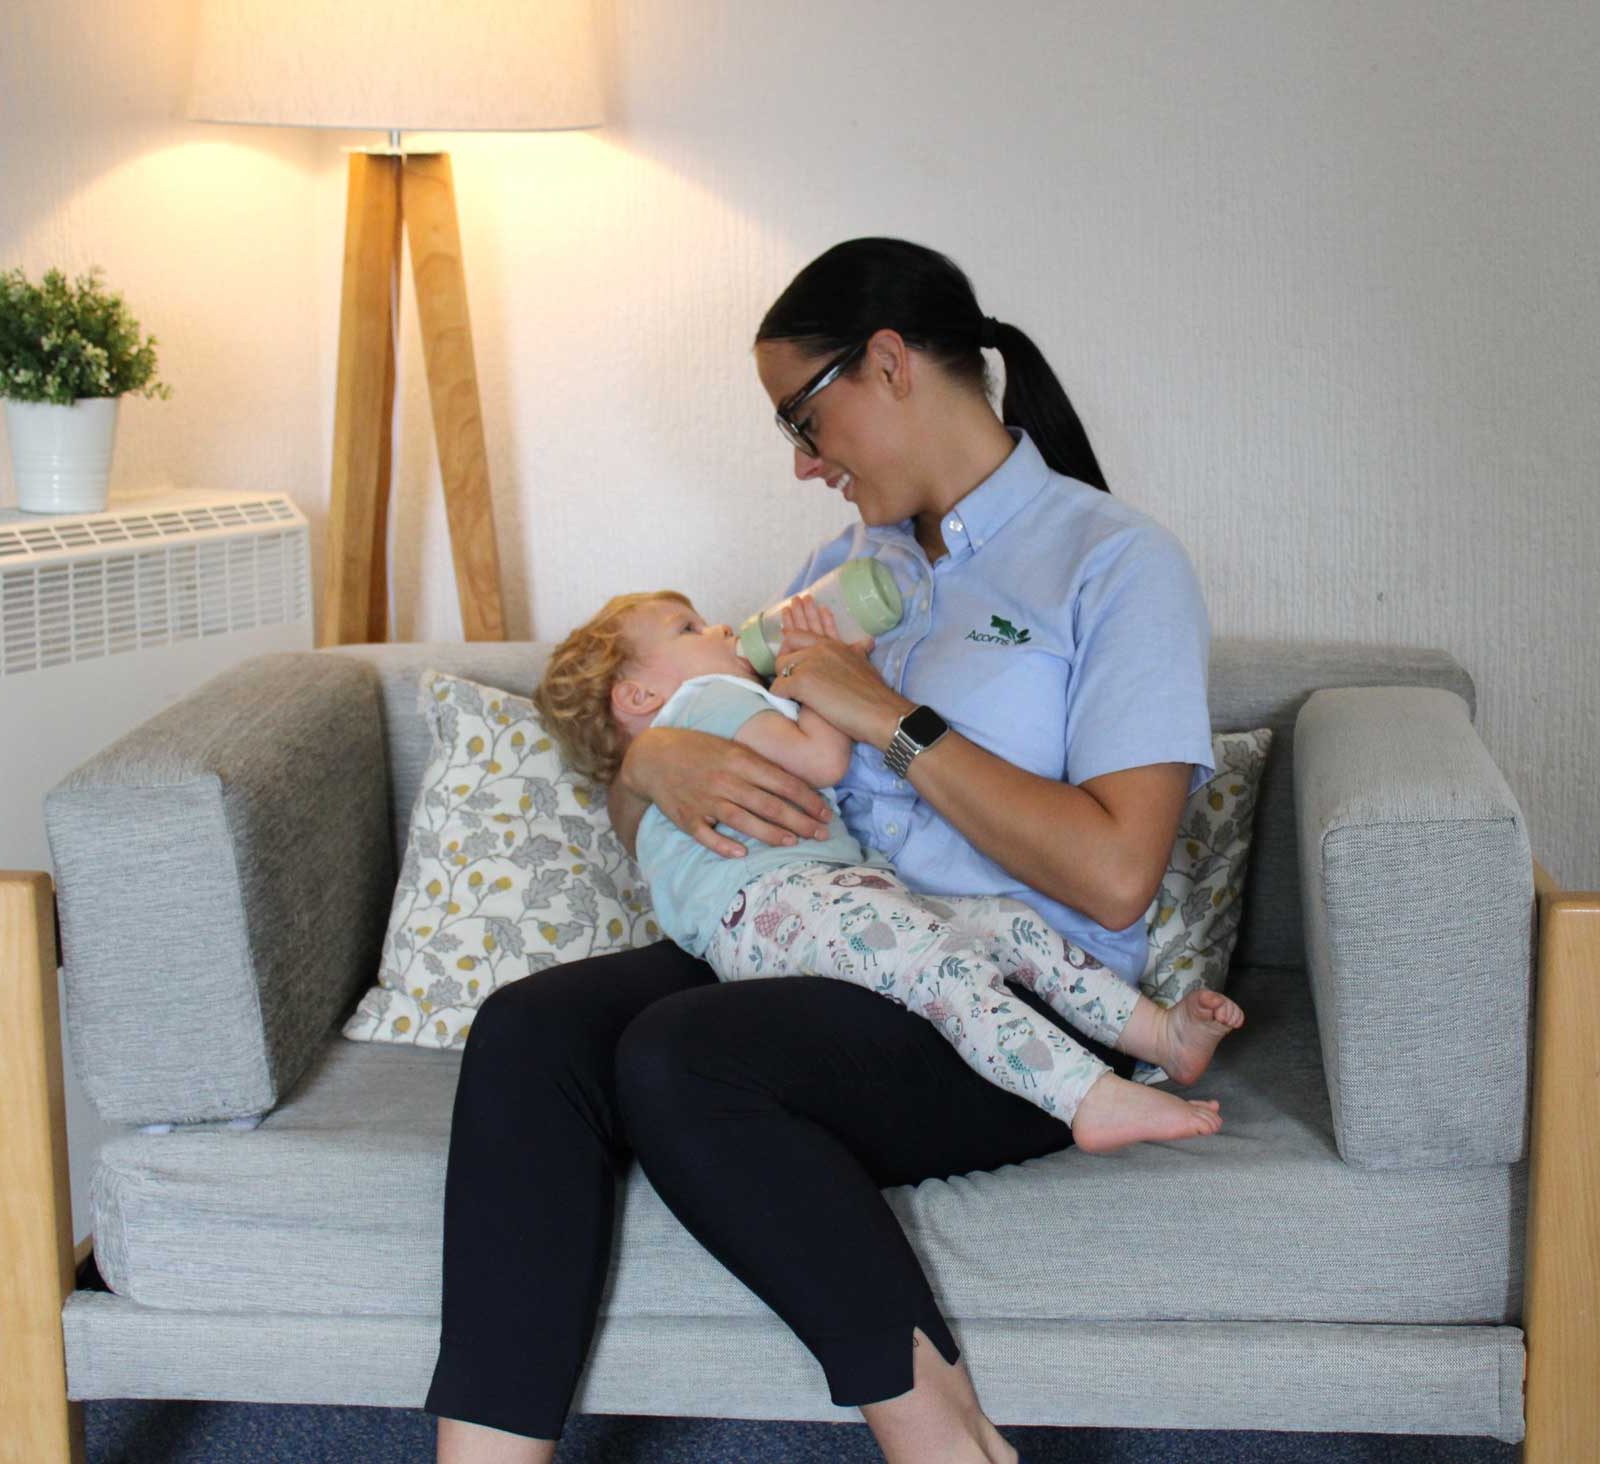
[884, 705, 949, 778]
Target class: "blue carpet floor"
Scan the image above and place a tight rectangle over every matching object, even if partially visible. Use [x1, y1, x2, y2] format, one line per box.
[85, 1401, 1519, 1463]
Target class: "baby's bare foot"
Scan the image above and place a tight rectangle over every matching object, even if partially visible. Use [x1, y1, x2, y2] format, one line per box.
[1156, 988, 1245, 1085]
[1071, 1072, 1223, 1155]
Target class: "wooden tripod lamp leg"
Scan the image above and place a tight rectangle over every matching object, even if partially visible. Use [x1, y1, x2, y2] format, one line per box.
[0, 871, 85, 1464]
[321, 152, 402, 649]
[402, 152, 507, 641]
[1522, 860, 1600, 1461]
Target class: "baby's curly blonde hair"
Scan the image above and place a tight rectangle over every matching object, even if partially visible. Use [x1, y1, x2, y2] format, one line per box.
[532, 590, 692, 785]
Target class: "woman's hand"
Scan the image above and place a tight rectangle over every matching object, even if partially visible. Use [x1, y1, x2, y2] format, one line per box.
[774, 594, 912, 747]
[777, 593, 851, 648]
[615, 725, 834, 860]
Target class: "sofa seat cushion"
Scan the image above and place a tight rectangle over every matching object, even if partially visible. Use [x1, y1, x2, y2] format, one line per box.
[90, 962, 1522, 1327]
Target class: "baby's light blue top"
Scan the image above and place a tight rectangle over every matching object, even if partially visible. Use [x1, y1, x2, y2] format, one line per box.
[777, 429, 1215, 985]
[637, 674, 890, 958]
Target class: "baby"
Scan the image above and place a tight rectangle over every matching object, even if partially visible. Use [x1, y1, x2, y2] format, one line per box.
[533, 589, 1243, 1154]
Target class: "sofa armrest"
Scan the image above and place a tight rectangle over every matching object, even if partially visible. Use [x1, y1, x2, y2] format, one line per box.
[1294, 686, 1533, 1169]
[45, 653, 395, 1126]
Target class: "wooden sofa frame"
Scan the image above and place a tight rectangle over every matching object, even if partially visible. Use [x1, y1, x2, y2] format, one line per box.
[2, 860, 1595, 1464]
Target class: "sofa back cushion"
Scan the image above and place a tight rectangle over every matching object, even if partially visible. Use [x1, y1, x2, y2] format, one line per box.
[332, 639, 1475, 973]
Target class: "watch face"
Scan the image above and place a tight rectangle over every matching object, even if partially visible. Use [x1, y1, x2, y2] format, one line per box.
[900, 705, 948, 747]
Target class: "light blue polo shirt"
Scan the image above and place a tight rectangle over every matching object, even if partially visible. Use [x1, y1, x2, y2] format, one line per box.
[778, 429, 1214, 984]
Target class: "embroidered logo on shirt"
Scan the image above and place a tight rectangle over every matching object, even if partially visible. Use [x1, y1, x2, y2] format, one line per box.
[965, 615, 1032, 646]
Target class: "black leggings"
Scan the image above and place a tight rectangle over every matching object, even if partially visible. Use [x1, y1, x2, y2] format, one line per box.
[422, 940, 1135, 1441]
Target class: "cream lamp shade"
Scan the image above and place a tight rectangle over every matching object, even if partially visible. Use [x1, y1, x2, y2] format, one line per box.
[186, 0, 604, 133]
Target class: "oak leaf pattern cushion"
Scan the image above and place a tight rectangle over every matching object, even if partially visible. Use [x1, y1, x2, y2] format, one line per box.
[1133, 726, 1273, 1083]
[342, 671, 659, 1048]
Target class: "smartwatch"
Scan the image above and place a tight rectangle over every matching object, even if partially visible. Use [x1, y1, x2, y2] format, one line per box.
[883, 704, 950, 779]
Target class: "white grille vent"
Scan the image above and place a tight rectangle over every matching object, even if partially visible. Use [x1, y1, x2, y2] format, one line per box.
[0, 495, 300, 563]
[0, 494, 312, 677]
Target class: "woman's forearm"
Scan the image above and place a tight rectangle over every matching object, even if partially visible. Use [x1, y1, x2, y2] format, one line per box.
[772, 640, 1149, 926]
[897, 732, 1147, 930]
[606, 777, 649, 860]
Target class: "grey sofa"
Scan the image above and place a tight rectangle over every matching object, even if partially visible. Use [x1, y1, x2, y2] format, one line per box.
[7, 637, 1598, 1461]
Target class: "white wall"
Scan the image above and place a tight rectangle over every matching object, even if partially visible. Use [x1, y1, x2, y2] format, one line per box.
[3, 0, 1597, 1232]
[376, 0, 1600, 891]
[1, 0, 331, 521]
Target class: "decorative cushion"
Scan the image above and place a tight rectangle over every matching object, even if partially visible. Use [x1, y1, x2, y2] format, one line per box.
[1142, 728, 1275, 1001]
[1133, 727, 1274, 1082]
[341, 671, 658, 1048]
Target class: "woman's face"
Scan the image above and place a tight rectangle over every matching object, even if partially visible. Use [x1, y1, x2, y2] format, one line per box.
[754, 336, 914, 528]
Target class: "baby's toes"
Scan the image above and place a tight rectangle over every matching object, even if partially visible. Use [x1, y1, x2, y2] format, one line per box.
[1198, 989, 1244, 1028]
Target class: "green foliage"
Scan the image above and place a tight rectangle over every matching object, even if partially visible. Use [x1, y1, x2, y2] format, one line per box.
[0, 266, 173, 405]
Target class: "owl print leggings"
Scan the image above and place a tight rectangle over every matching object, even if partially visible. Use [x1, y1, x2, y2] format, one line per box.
[706, 862, 1139, 1124]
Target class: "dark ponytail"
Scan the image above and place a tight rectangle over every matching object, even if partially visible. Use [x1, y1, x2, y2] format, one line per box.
[756, 237, 1110, 493]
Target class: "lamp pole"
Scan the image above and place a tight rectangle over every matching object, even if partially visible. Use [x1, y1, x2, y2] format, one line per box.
[324, 137, 505, 645]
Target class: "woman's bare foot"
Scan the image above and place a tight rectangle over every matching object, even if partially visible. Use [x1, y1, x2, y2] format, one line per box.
[1070, 1072, 1223, 1155]
[1118, 988, 1244, 1086]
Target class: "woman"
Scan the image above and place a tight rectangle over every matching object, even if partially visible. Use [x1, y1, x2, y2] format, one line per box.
[427, 238, 1215, 1464]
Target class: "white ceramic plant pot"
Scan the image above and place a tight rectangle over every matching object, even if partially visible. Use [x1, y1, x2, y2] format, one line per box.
[5, 396, 120, 513]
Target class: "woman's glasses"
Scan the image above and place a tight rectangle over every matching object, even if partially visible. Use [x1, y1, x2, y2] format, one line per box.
[774, 341, 866, 457]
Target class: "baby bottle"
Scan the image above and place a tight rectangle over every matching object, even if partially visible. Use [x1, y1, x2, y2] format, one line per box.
[737, 557, 904, 677]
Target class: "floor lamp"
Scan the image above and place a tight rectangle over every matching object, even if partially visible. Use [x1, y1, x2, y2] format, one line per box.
[187, 0, 604, 646]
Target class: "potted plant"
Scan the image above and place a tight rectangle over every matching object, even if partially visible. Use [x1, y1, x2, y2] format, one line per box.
[0, 265, 172, 514]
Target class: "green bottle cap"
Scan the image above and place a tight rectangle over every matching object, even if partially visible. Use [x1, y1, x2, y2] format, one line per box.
[839, 558, 903, 636]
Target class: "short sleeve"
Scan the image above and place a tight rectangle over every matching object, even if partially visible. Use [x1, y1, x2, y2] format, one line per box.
[1064, 523, 1214, 795]
[656, 677, 796, 740]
